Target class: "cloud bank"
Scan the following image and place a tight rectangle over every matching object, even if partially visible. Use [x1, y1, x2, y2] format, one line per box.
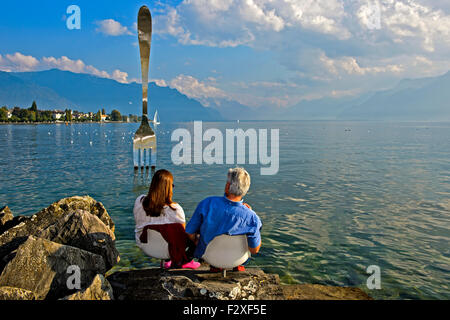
[0, 52, 130, 84]
[151, 0, 450, 106]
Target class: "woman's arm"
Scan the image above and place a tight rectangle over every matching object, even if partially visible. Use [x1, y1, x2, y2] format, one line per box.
[172, 203, 186, 228]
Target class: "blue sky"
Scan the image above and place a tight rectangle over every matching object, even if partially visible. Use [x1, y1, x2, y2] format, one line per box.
[1, 0, 450, 108]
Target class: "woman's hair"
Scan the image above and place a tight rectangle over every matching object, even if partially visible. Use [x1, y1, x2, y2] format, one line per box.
[227, 167, 251, 197]
[142, 169, 176, 217]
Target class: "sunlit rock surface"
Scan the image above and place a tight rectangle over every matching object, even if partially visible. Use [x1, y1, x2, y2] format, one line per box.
[0, 286, 36, 300]
[62, 274, 114, 300]
[0, 236, 106, 300]
[36, 209, 119, 269]
[107, 267, 372, 300]
[0, 206, 13, 226]
[0, 196, 115, 272]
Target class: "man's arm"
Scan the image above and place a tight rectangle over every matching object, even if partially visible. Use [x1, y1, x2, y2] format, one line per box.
[249, 241, 261, 254]
[247, 215, 262, 255]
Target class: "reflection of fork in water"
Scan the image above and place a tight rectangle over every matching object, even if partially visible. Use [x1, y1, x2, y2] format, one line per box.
[133, 6, 157, 170]
[133, 116, 156, 170]
[133, 166, 153, 187]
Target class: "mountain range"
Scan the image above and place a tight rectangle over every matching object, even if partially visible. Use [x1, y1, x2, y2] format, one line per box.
[0, 69, 449, 121]
[337, 71, 450, 121]
[0, 69, 220, 121]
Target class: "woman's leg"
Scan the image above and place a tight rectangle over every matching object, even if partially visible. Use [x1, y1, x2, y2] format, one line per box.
[185, 238, 197, 261]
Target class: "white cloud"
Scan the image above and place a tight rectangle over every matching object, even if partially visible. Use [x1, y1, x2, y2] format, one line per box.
[155, 1, 450, 105]
[0, 52, 40, 71]
[0, 52, 131, 84]
[155, 1, 450, 78]
[150, 74, 293, 109]
[372, 0, 450, 52]
[111, 69, 129, 83]
[168, 74, 228, 106]
[318, 52, 404, 76]
[157, 0, 450, 53]
[154, 0, 351, 47]
[95, 19, 133, 36]
[43, 56, 130, 83]
[151, 78, 168, 87]
[42, 56, 115, 80]
[43, 56, 89, 73]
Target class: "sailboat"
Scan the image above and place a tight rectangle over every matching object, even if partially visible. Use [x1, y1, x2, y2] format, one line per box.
[152, 110, 160, 125]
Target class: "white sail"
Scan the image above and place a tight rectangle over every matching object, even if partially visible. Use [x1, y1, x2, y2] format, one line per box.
[153, 110, 160, 125]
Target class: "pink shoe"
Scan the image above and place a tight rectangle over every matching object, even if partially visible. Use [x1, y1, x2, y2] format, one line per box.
[163, 260, 172, 269]
[182, 260, 201, 269]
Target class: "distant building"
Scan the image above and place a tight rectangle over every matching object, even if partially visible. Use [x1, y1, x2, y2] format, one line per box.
[7, 109, 12, 119]
[73, 111, 89, 120]
[52, 110, 65, 120]
[101, 114, 107, 122]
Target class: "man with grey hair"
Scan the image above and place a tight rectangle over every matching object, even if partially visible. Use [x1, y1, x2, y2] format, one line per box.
[186, 168, 262, 270]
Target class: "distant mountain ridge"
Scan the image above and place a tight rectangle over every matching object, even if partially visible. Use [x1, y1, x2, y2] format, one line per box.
[0, 69, 221, 121]
[1, 69, 449, 121]
[337, 71, 450, 121]
[0, 71, 74, 109]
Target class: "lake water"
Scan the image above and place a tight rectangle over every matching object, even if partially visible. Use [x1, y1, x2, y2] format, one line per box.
[0, 121, 449, 299]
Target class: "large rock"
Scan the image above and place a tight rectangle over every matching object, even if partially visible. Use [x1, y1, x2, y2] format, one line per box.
[0, 286, 36, 300]
[0, 206, 13, 226]
[107, 267, 284, 300]
[0, 196, 114, 272]
[62, 274, 114, 300]
[107, 267, 372, 300]
[36, 209, 119, 269]
[0, 236, 106, 300]
[0, 206, 29, 238]
[0, 216, 30, 237]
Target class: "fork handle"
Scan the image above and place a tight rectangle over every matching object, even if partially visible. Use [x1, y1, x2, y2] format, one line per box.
[138, 6, 152, 119]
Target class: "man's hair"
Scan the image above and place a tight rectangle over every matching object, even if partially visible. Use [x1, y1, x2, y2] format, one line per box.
[227, 167, 251, 197]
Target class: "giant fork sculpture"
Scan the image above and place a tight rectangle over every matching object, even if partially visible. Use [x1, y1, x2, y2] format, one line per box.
[133, 5, 156, 170]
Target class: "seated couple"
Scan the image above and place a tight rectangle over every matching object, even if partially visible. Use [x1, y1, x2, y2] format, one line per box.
[133, 167, 262, 270]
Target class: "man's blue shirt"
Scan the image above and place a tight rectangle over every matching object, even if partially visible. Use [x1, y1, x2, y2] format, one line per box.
[186, 195, 262, 258]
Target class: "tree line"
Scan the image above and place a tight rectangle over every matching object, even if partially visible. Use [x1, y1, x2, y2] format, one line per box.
[0, 101, 140, 123]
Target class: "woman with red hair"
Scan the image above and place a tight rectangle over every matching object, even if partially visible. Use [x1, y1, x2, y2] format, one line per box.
[134, 169, 200, 269]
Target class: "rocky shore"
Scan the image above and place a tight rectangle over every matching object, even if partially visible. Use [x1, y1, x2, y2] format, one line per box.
[0, 197, 372, 300]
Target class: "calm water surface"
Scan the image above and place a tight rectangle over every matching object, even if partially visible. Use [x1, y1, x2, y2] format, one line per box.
[0, 121, 449, 299]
